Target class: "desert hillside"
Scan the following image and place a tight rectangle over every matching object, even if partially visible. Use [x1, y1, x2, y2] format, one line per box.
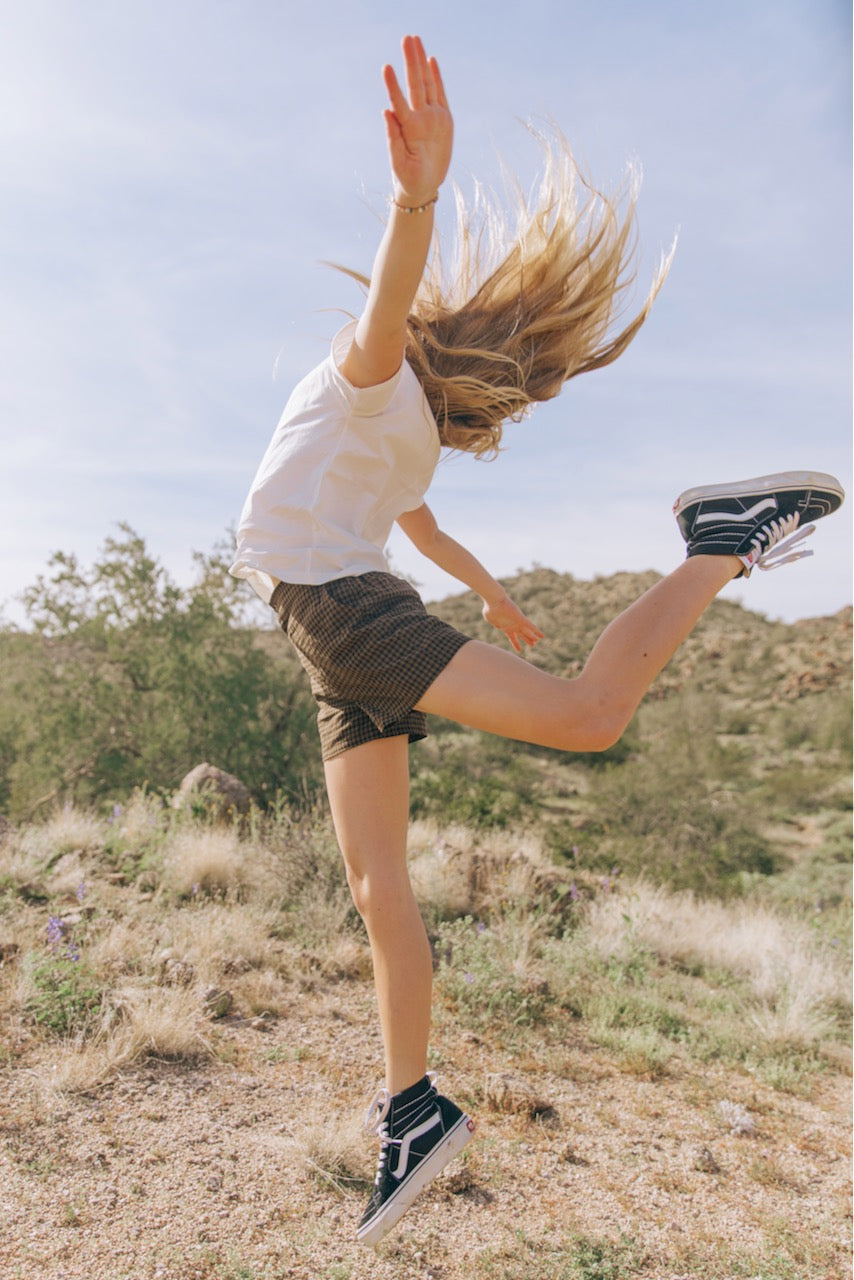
[0, 561, 850, 1279]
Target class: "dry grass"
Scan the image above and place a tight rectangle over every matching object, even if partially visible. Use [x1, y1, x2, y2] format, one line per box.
[1, 802, 850, 1279]
[283, 1104, 373, 1194]
[1, 807, 104, 895]
[584, 881, 850, 1046]
[18, 806, 106, 861]
[28, 984, 214, 1095]
[155, 900, 284, 979]
[160, 826, 252, 898]
[408, 818, 568, 922]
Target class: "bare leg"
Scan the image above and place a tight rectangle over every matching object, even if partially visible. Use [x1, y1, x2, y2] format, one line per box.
[324, 735, 431, 1095]
[322, 557, 737, 1094]
[416, 555, 740, 749]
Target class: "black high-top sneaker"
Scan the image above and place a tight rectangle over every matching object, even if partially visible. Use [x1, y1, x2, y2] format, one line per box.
[674, 471, 844, 577]
[357, 1072, 475, 1247]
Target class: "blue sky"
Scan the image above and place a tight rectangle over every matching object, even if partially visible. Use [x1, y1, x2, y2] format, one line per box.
[1, 0, 850, 627]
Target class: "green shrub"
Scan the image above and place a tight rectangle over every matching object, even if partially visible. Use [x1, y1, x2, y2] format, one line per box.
[582, 694, 777, 893]
[24, 950, 106, 1038]
[2, 528, 322, 817]
[410, 737, 538, 829]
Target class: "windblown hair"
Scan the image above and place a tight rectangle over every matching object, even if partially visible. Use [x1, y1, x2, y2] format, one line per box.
[343, 131, 675, 458]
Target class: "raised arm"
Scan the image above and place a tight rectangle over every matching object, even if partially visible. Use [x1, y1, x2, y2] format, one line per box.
[397, 504, 545, 654]
[339, 35, 453, 389]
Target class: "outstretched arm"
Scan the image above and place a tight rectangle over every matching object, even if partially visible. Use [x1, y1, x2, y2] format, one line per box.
[397, 504, 545, 654]
[339, 35, 453, 389]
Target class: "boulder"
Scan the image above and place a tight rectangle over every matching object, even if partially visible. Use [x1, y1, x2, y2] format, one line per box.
[172, 763, 252, 824]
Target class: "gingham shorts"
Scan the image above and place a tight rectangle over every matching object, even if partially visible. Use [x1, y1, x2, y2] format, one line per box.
[271, 572, 471, 760]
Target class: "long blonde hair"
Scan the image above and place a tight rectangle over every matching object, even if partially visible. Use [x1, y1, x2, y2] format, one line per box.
[346, 131, 675, 458]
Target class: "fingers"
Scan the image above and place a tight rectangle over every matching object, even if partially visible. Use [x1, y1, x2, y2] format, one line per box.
[504, 622, 544, 653]
[383, 106, 404, 153]
[403, 34, 431, 108]
[382, 63, 408, 122]
[388, 34, 444, 114]
[428, 56, 448, 110]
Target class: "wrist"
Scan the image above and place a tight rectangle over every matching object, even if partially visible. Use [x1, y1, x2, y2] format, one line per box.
[481, 586, 509, 608]
[391, 187, 440, 213]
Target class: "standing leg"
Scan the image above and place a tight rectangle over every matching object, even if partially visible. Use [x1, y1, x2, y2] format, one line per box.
[325, 734, 476, 1247]
[323, 733, 431, 1095]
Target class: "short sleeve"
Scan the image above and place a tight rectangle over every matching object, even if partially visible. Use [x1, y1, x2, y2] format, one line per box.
[329, 321, 403, 416]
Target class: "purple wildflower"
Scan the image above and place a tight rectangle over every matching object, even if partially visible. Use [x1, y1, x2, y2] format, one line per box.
[76, 882, 87, 903]
[569, 882, 579, 902]
[47, 915, 65, 952]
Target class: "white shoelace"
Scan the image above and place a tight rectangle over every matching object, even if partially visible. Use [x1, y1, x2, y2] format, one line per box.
[745, 513, 816, 572]
[364, 1089, 396, 1184]
[364, 1072, 438, 1186]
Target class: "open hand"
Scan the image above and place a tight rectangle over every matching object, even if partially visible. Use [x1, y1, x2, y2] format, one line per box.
[482, 593, 545, 654]
[383, 35, 453, 205]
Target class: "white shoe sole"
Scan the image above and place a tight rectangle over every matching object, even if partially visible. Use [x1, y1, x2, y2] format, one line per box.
[673, 470, 844, 517]
[356, 1114, 476, 1248]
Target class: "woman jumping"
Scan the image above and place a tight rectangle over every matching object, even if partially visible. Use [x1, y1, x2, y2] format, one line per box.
[230, 35, 843, 1246]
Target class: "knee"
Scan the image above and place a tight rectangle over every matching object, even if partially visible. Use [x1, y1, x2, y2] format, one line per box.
[574, 726, 622, 754]
[344, 864, 371, 919]
[567, 720, 624, 754]
[344, 861, 407, 923]
[555, 683, 630, 754]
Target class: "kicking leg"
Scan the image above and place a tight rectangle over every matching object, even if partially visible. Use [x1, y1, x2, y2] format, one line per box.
[418, 470, 845, 748]
[324, 734, 431, 1094]
[416, 554, 740, 750]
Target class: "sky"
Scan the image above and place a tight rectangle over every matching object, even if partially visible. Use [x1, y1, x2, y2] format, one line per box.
[1, 0, 851, 628]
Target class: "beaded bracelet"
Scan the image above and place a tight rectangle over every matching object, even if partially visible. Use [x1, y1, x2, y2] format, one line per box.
[391, 193, 439, 214]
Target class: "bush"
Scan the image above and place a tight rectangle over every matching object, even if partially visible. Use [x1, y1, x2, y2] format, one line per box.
[582, 694, 776, 894]
[1, 528, 322, 816]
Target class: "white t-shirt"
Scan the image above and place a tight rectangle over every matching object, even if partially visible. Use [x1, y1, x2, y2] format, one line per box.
[230, 321, 441, 603]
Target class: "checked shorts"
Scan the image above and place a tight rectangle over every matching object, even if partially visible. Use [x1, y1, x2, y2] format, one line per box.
[271, 572, 471, 760]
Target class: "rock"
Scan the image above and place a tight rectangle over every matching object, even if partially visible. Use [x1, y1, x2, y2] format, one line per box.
[158, 952, 196, 987]
[693, 1146, 722, 1174]
[484, 1072, 558, 1122]
[203, 987, 234, 1019]
[557, 1142, 589, 1166]
[172, 764, 252, 824]
[441, 1164, 476, 1194]
[250, 1013, 275, 1032]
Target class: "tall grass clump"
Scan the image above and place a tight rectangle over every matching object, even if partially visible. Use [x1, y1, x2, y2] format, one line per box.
[161, 827, 250, 900]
